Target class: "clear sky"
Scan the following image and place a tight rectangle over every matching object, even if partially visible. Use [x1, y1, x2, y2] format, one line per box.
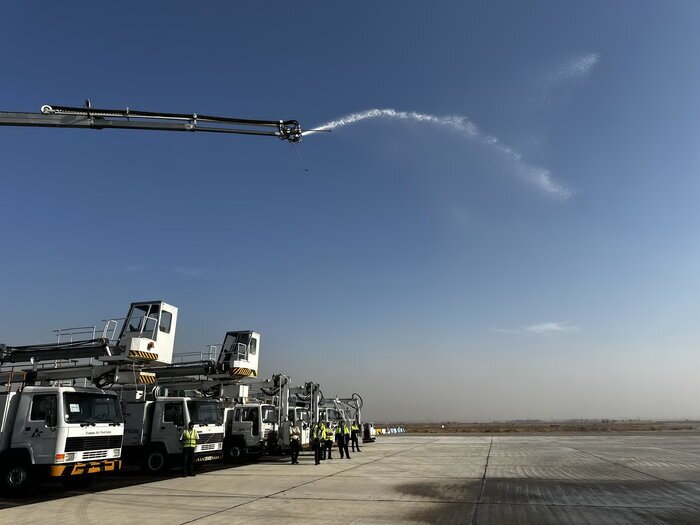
[2, 2, 700, 421]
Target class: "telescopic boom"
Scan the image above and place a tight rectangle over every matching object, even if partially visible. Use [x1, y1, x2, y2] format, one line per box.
[0, 101, 303, 142]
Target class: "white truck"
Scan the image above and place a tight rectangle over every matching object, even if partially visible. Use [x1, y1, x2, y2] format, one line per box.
[0, 300, 176, 493]
[0, 385, 123, 493]
[139, 330, 261, 465]
[119, 388, 224, 474]
[228, 378, 324, 459]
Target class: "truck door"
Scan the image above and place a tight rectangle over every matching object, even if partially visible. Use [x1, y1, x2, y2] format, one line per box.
[153, 401, 184, 454]
[24, 394, 58, 464]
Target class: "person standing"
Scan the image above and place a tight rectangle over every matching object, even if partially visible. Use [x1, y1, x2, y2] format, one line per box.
[313, 420, 324, 465]
[351, 421, 362, 452]
[336, 420, 351, 459]
[324, 421, 334, 460]
[289, 419, 301, 464]
[180, 421, 198, 477]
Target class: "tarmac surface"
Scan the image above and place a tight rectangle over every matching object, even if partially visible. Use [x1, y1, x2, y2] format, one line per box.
[3, 433, 700, 524]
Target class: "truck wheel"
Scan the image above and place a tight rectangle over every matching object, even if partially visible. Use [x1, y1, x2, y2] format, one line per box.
[141, 448, 169, 475]
[224, 439, 245, 463]
[2, 461, 34, 494]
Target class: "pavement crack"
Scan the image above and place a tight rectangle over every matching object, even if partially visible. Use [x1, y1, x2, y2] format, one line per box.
[471, 436, 494, 525]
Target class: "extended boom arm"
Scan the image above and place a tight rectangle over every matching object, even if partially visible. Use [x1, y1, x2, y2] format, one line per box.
[0, 102, 303, 142]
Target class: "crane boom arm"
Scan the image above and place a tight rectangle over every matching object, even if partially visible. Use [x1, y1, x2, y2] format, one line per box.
[0, 338, 111, 365]
[0, 103, 302, 142]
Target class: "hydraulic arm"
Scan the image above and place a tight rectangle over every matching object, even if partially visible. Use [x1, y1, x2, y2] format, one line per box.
[0, 338, 110, 366]
[0, 102, 303, 142]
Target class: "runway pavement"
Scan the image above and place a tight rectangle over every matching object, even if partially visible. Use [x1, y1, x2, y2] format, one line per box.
[2, 433, 700, 524]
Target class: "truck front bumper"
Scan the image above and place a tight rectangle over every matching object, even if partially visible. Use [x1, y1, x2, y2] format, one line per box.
[49, 459, 122, 477]
[194, 452, 223, 463]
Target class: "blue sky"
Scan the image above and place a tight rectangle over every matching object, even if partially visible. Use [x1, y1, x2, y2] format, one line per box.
[2, 2, 700, 420]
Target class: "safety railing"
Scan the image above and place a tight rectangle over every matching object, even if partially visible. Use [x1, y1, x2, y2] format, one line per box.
[172, 345, 220, 364]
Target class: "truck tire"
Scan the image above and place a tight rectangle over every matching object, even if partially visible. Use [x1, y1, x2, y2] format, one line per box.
[224, 438, 245, 463]
[2, 460, 34, 494]
[141, 447, 169, 475]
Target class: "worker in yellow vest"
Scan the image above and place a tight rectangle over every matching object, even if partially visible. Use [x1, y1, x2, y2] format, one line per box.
[323, 420, 334, 460]
[180, 421, 198, 476]
[351, 421, 362, 452]
[312, 421, 325, 465]
[335, 420, 351, 459]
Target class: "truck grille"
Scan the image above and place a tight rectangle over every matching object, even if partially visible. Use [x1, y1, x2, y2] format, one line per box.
[65, 435, 122, 452]
[199, 432, 223, 444]
[82, 450, 108, 460]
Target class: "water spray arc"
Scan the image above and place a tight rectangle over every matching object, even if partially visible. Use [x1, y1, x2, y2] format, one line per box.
[304, 108, 572, 199]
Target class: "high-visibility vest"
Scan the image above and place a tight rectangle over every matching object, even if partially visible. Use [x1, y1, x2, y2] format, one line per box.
[182, 428, 198, 448]
[323, 426, 332, 440]
[336, 425, 350, 436]
[352, 423, 360, 433]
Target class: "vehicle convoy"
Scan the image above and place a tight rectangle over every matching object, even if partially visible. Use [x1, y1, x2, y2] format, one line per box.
[143, 333, 328, 461]
[0, 300, 176, 492]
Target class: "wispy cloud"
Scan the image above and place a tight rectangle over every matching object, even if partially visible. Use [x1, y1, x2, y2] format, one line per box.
[525, 321, 581, 336]
[173, 267, 208, 277]
[490, 321, 580, 337]
[305, 108, 572, 200]
[550, 53, 599, 86]
[124, 264, 145, 272]
[538, 53, 599, 108]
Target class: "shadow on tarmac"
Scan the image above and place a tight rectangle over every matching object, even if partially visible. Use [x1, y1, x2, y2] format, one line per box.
[0, 454, 296, 510]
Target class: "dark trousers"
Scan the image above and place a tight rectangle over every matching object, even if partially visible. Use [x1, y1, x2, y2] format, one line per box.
[338, 436, 350, 458]
[290, 439, 300, 463]
[325, 439, 333, 459]
[351, 432, 361, 451]
[183, 447, 195, 476]
[314, 439, 323, 464]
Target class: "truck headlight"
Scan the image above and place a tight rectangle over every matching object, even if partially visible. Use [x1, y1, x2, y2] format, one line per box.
[112, 448, 121, 457]
[64, 452, 75, 462]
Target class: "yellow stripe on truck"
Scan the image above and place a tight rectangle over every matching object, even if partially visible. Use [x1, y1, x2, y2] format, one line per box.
[128, 350, 159, 361]
[230, 367, 256, 377]
[49, 460, 122, 477]
[137, 372, 157, 384]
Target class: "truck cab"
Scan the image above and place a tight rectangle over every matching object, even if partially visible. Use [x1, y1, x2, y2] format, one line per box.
[283, 407, 311, 450]
[224, 402, 278, 460]
[0, 386, 123, 492]
[121, 394, 223, 474]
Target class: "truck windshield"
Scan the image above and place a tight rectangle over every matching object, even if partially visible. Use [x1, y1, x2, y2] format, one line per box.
[63, 393, 122, 424]
[261, 406, 278, 424]
[297, 409, 310, 423]
[187, 401, 222, 425]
